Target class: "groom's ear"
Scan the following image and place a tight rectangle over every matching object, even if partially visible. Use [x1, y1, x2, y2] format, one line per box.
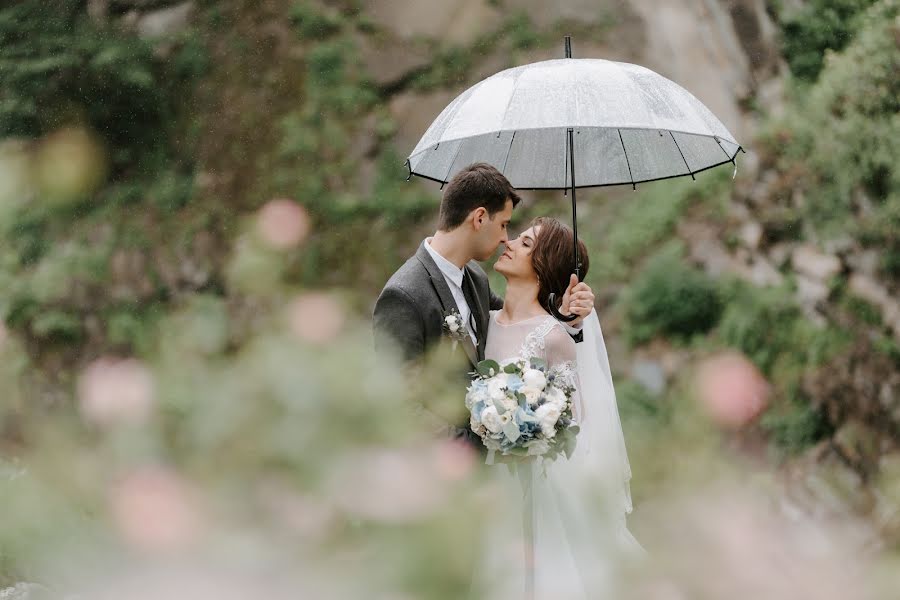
[470, 207, 488, 230]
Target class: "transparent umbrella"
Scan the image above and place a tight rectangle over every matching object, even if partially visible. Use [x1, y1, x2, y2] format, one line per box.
[406, 38, 743, 320]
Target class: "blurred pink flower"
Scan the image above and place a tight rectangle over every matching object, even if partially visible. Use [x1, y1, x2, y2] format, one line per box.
[695, 352, 770, 429]
[328, 447, 449, 523]
[257, 198, 310, 250]
[287, 293, 344, 344]
[434, 439, 477, 482]
[110, 466, 201, 553]
[256, 481, 335, 541]
[78, 357, 155, 427]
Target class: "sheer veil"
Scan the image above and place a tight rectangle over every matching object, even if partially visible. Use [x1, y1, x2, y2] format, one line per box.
[573, 310, 638, 544]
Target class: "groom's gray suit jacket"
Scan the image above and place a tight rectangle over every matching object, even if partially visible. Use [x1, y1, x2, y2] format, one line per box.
[373, 241, 502, 371]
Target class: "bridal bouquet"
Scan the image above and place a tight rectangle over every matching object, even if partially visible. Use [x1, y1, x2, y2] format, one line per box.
[465, 358, 579, 460]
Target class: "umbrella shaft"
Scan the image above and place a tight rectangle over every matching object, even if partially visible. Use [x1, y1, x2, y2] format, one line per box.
[567, 128, 581, 280]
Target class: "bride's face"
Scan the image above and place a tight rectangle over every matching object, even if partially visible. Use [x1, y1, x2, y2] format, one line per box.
[494, 225, 540, 280]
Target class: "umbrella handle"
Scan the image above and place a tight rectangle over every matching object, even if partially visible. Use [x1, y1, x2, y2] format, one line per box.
[546, 292, 578, 322]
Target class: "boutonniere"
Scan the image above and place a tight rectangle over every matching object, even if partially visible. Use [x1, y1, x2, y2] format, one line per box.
[442, 308, 469, 350]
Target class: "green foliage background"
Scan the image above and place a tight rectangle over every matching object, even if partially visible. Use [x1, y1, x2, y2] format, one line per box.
[0, 0, 899, 595]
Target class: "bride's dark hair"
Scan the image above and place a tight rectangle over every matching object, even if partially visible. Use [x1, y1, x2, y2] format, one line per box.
[530, 217, 590, 312]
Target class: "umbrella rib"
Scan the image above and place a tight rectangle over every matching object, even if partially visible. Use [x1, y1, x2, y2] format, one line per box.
[617, 129, 636, 190]
[713, 136, 739, 179]
[713, 136, 733, 161]
[669, 131, 695, 180]
[441, 140, 465, 188]
[500, 131, 516, 175]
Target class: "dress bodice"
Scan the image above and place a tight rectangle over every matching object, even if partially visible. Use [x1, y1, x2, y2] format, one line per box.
[484, 311, 579, 418]
[484, 311, 577, 369]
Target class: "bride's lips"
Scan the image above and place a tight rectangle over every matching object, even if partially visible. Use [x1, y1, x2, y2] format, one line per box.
[499, 251, 512, 260]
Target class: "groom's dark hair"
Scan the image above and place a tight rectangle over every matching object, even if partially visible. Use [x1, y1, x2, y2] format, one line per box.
[438, 163, 521, 231]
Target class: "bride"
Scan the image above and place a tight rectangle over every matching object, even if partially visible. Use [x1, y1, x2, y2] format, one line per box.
[474, 217, 643, 599]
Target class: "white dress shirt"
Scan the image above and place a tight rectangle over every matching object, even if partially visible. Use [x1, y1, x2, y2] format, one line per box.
[424, 238, 479, 347]
[424, 238, 583, 346]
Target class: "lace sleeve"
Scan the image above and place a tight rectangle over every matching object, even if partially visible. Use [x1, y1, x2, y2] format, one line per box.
[543, 326, 577, 368]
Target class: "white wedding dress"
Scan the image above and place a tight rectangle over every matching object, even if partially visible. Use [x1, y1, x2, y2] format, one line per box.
[472, 310, 643, 599]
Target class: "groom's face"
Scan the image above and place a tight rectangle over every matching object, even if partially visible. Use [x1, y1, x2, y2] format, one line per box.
[473, 198, 513, 261]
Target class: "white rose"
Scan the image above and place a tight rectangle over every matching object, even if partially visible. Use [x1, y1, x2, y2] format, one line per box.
[499, 395, 519, 412]
[487, 374, 509, 403]
[526, 438, 551, 456]
[523, 369, 547, 391]
[520, 386, 541, 407]
[481, 406, 502, 434]
[545, 386, 567, 409]
[499, 412, 511, 426]
[535, 403, 562, 438]
[449, 322, 460, 333]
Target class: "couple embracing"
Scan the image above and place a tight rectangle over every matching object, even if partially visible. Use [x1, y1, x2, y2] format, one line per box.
[374, 163, 642, 598]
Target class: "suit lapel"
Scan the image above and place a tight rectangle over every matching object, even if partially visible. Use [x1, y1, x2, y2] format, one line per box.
[416, 243, 479, 368]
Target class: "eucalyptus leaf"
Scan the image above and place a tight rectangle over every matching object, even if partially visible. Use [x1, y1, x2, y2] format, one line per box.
[529, 357, 547, 371]
[503, 419, 521, 443]
[477, 359, 500, 377]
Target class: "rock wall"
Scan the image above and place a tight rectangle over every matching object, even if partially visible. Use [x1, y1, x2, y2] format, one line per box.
[370, 0, 782, 151]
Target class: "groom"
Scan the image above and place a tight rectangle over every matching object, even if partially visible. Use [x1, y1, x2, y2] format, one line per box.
[373, 163, 595, 438]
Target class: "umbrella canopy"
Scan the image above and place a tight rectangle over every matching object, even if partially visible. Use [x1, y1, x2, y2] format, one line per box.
[407, 57, 742, 189]
[406, 39, 743, 320]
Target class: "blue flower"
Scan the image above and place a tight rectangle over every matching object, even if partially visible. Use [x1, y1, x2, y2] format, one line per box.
[506, 374, 524, 393]
[472, 401, 485, 421]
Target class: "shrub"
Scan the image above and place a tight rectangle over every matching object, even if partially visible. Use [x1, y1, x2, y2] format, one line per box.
[760, 395, 831, 455]
[777, 0, 880, 81]
[624, 246, 722, 346]
[289, 2, 343, 40]
[0, 1, 167, 170]
[768, 0, 899, 233]
[507, 13, 540, 50]
[716, 283, 802, 375]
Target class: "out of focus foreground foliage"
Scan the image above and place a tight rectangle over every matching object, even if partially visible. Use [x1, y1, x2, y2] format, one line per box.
[0, 0, 899, 597]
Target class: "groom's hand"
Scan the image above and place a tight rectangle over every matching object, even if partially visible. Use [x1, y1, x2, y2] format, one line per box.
[560, 274, 595, 326]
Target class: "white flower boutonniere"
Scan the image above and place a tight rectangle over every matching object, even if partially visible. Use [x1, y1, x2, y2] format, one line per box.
[442, 308, 469, 350]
